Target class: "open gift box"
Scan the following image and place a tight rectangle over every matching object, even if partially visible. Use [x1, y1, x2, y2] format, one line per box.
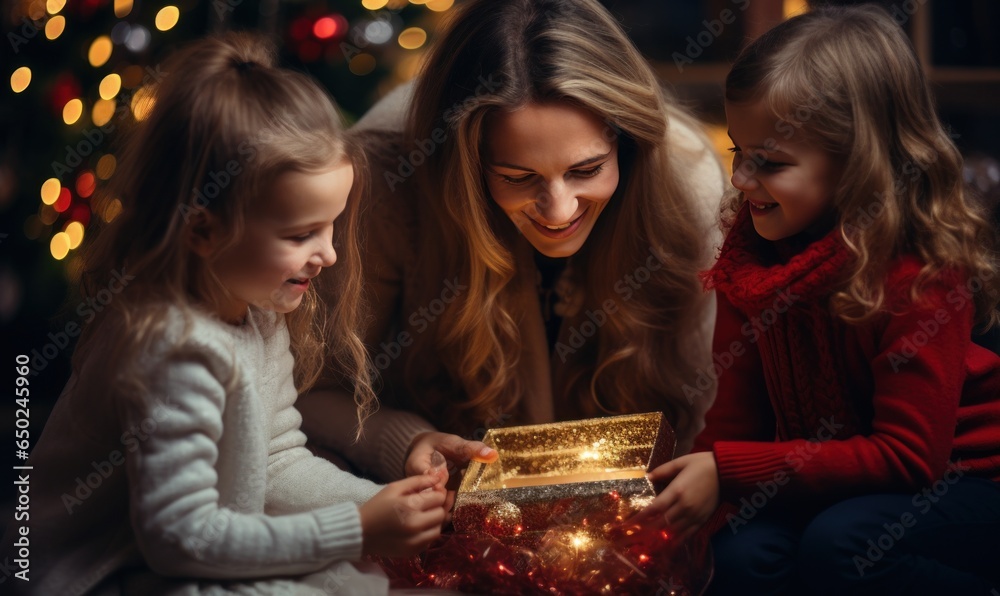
[453, 412, 676, 540]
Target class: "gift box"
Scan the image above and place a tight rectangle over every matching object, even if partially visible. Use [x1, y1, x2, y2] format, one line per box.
[453, 412, 676, 539]
[374, 413, 714, 594]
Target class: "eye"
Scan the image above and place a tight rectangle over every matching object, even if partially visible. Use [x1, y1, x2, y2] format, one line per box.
[289, 232, 314, 242]
[758, 160, 788, 171]
[572, 164, 605, 178]
[500, 173, 535, 186]
[728, 146, 740, 154]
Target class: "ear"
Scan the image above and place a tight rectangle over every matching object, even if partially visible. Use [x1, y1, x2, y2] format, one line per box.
[185, 208, 222, 259]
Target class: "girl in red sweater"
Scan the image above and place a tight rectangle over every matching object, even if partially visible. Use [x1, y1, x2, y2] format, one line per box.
[634, 6, 1000, 595]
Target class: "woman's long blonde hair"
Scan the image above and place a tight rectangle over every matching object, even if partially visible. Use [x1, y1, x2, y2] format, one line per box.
[725, 5, 999, 325]
[398, 0, 712, 433]
[74, 32, 375, 421]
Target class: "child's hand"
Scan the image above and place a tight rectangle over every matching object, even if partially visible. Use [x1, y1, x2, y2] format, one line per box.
[629, 452, 721, 542]
[405, 432, 498, 487]
[359, 474, 447, 557]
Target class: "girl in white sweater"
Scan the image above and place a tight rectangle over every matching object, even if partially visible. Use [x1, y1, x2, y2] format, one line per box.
[7, 33, 447, 595]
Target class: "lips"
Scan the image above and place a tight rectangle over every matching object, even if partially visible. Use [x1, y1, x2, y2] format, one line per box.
[748, 200, 778, 212]
[286, 278, 310, 287]
[527, 208, 588, 239]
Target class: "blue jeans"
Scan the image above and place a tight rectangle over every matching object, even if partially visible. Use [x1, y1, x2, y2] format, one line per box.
[707, 476, 1000, 595]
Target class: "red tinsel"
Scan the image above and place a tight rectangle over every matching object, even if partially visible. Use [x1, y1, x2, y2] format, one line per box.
[371, 524, 712, 595]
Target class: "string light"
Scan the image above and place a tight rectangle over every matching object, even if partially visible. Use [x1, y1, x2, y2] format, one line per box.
[349, 54, 376, 76]
[45, 15, 66, 40]
[114, 0, 133, 18]
[63, 98, 83, 125]
[130, 87, 155, 121]
[50, 233, 71, 260]
[40, 178, 61, 205]
[88, 36, 113, 67]
[155, 6, 180, 32]
[65, 221, 85, 249]
[96, 155, 117, 180]
[10, 67, 31, 93]
[92, 99, 116, 127]
[99, 73, 121, 99]
[426, 0, 454, 11]
[397, 27, 427, 50]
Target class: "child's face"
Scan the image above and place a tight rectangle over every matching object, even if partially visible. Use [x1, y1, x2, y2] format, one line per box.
[211, 160, 353, 323]
[725, 100, 842, 241]
[483, 101, 620, 258]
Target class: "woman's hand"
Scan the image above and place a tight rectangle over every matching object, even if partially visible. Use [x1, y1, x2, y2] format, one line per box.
[405, 431, 498, 486]
[629, 452, 721, 542]
[359, 474, 448, 557]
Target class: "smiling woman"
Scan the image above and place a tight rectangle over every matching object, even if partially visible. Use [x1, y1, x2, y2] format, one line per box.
[299, 0, 728, 484]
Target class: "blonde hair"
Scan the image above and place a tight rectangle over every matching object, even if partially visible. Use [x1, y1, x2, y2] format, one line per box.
[725, 5, 1000, 325]
[75, 32, 375, 425]
[396, 0, 711, 433]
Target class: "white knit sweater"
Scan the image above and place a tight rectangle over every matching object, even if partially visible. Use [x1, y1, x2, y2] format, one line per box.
[7, 305, 386, 595]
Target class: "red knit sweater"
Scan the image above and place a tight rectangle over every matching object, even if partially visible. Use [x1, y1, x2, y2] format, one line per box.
[696, 204, 1000, 517]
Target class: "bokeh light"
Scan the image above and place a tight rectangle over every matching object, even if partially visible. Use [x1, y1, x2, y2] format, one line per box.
[40, 178, 61, 205]
[92, 99, 116, 127]
[99, 73, 121, 99]
[54, 188, 72, 212]
[114, 0, 133, 18]
[88, 36, 113, 67]
[10, 67, 31, 93]
[46, 0, 66, 14]
[63, 98, 83, 125]
[96, 154, 117, 180]
[398, 27, 427, 50]
[130, 87, 155, 121]
[349, 54, 377, 76]
[362, 0, 389, 9]
[50, 233, 71, 260]
[76, 171, 96, 198]
[426, 0, 455, 11]
[65, 221, 85, 249]
[313, 17, 339, 39]
[155, 6, 180, 31]
[45, 15, 66, 40]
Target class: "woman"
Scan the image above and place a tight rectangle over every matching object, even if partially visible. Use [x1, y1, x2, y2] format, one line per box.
[300, 0, 727, 482]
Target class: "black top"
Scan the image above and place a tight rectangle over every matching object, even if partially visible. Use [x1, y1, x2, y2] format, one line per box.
[534, 251, 569, 352]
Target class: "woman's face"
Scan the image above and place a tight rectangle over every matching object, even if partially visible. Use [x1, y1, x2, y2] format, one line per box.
[483, 102, 620, 258]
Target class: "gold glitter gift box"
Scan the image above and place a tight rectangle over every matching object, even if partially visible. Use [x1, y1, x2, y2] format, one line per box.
[453, 412, 675, 539]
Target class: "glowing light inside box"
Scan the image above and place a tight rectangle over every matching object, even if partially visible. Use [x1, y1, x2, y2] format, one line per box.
[454, 412, 675, 538]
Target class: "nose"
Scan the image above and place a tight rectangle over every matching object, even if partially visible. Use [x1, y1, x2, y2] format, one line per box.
[312, 229, 337, 268]
[730, 158, 760, 192]
[532, 179, 578, 224]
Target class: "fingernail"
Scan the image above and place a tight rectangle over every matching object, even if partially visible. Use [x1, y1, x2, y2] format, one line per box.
[478, 447, 493, 456]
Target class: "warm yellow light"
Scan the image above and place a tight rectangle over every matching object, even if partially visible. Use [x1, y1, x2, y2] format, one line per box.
[39, 204, 59, 225]
[409, 0, 428, 5]
[155, 6, 180, 31]
[130, 87, 155, 121]
[50, 232, 71, 260]
[114, 0, 133, 18]
[397, 27, 427, 50]
[46, 0, 66, 14]
[45, 15, 65, 40]
[65, 221, 85, 249]
[783, 0, 808, 19]
[349, 54, 376, 76]
[40, 178, 61, 205]
[92, 99, 116, 127]
[426, 0, 454, 11]
[103, 198, 123, 222]
[63, 98, 83, 125]
[88, 36, 113, 68]
[362, 0, 389, 9]
[99, 73, 121, 99]
[96, 154, 117, 179]
[10, 67, 31, 93]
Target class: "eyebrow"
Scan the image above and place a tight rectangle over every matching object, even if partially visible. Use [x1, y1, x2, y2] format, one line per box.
[489, 151, 612, 173]
[726, 132, 787, 153]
